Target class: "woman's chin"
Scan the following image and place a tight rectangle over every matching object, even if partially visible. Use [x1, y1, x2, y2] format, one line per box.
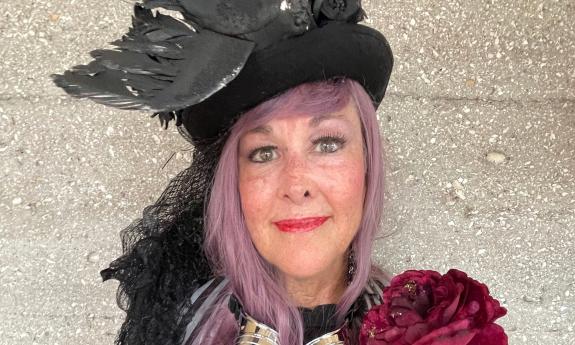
[275, 257, 338, 282]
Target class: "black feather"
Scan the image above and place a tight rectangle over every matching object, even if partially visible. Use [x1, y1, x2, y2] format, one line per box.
[141, 0, 187, 13]
[90, 49, 179, 76]
[70, 60, 107, 75]
[127, 73, 172, 94]
[52, 4, 255, 113]
[110, 39, 184, 60]
[132, 6, 194, 39]
[52, 69, 150, 110]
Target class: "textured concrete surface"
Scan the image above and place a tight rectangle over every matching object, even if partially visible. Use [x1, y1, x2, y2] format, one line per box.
[0, 0, 573, 344]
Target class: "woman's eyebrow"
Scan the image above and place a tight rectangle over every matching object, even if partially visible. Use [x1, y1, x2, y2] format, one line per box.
[246, 113, 347, 134]
[246, 125, 272, 135]
[309, 113, 347, 127]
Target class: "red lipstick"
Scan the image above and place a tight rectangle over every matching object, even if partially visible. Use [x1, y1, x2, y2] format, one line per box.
[273, 216, 329, 233]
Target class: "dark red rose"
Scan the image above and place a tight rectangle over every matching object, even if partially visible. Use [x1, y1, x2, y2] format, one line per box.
[359, 269, 507, 345]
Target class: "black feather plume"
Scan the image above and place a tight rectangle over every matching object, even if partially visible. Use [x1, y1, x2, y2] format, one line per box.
[52, 4, 255, 113]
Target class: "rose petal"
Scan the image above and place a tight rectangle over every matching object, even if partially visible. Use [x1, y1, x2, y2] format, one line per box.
[426, 278, 462, 327]
[392, 308, 424, 326]
[382, 327, 405, 342]
[412, 319, 475, 345]
[404, 323, 430, 343]
[440, 282, 464, 324]
[446, 269, 507, 325]
[467, 324, 508, 345]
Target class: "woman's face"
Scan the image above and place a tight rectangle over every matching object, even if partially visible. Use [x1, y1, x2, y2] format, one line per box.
[238, 97, 366, 281]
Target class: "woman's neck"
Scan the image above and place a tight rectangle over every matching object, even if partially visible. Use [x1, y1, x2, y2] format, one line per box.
[282, 254, 348, 308]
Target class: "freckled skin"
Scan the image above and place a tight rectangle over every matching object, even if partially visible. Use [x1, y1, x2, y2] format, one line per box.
[238, 99, 366, 284]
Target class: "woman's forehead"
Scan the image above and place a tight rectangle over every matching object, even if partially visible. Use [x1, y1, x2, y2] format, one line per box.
[246, 98, 358, 133]
[246, 113, 353, 136]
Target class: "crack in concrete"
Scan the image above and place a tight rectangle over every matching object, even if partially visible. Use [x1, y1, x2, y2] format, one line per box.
[385, 92, 575, 106]
[0, 93, 574, 106]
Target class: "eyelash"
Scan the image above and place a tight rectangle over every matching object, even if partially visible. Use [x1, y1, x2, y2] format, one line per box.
[247, 133, 347, 163]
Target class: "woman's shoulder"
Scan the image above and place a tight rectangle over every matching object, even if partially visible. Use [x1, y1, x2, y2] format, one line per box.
[180, 276, 231, 345]
[189, 276, 230, 305]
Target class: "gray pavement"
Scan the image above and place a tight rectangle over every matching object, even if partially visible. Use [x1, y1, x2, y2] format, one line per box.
[1, 0, 574, 344]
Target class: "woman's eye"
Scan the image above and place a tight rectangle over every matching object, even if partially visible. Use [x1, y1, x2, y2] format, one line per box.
[313, 136, 346, 153]
[247, 136, 345, 162]
[248, 146, 278, 163]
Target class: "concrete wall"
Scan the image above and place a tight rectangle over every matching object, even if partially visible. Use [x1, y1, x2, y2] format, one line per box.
[0, 0, 573, 344]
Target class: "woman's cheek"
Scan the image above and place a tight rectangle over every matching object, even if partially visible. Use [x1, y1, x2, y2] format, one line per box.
[318, 156, 365, 199]
[241, 175, 269, 214]
[240, 172, 279, 247]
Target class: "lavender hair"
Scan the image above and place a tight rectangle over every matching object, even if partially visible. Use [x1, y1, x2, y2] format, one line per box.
[194, 77, 387, 345]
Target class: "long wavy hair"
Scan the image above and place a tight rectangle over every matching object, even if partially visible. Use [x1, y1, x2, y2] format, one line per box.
[195, 77, 388, 344]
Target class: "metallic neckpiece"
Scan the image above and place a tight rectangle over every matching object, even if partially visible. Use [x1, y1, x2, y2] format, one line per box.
[235, 314, 344, 345]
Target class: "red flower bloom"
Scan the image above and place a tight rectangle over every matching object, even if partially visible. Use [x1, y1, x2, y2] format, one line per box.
[359, 269, 507, 345]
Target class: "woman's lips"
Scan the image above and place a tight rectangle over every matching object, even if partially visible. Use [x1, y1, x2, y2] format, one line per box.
[273, 216, 329, 233]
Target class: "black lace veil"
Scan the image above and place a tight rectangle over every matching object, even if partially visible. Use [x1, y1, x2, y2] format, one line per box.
[100, 124, 226, 345]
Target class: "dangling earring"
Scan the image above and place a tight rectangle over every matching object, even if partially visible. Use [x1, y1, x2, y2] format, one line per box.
[347, 248, 356, 286]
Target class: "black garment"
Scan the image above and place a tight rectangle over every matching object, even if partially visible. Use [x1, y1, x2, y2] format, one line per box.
[300, 304, 338, 344]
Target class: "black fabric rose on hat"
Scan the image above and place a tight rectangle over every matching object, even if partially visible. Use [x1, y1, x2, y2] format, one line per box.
[312, 0, 367, 25]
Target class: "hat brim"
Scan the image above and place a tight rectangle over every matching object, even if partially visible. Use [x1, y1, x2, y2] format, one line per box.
[181, 21, 393, 141]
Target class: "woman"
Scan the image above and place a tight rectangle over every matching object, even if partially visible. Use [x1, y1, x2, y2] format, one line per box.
[52, 1, 394, 344]
[193, 77, 389, 344]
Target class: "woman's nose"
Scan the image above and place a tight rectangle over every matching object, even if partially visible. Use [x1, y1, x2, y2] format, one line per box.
[280, 154, 314, 205]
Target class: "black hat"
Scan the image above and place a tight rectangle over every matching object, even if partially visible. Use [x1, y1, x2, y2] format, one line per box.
[52, 0, 393, 142]
[51, 2, 394, 345]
